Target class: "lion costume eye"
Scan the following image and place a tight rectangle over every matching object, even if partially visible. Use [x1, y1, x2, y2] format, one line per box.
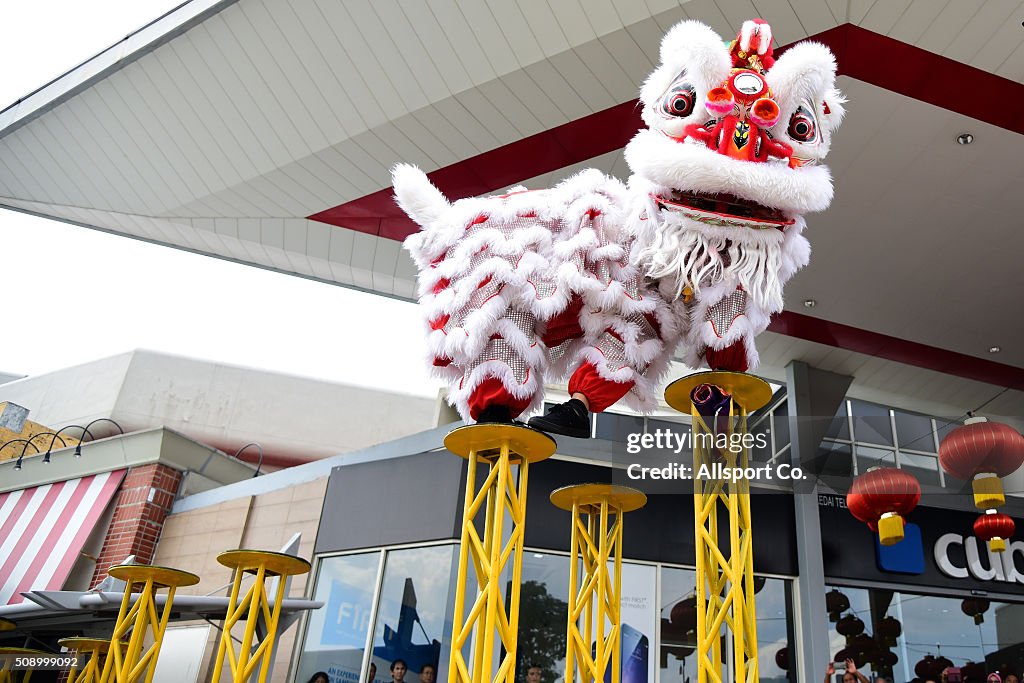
[661, 84, 696, 117]
[787, 105, 818, 142]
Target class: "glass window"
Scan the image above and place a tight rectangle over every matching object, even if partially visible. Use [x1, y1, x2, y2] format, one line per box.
[596, 412, 645, 443]
[661, 568, 795, 683]
[898, 452, 942, 487]
[297, 551, 382, 683]
[894, 411, 937, 452]
[849, 401, 894, 446]
[772, 402, 791, 453]
[749, 414, 772, 464]
[825, 585, 1024, 683]
[514, 553, 571, 683]
[825, 402, 851, 441]
[855, 445, 896, 473]
[818, 441, 853, 478]
[368, 545, 458, 683]
[660, 566, 699, 683]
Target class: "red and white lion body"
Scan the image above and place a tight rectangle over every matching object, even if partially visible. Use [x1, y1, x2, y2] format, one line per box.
[395, 19, 846, 423]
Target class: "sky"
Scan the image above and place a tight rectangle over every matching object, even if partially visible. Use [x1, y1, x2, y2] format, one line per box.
[0, 0, 441, 397]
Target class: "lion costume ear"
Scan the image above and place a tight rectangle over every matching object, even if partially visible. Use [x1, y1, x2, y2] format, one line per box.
[820, 88, 847, 132]
[766, 42, 846, 132]
[639, 20, 732, 129]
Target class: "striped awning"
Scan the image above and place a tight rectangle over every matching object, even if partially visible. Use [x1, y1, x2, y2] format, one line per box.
[0, 470, 125, 605]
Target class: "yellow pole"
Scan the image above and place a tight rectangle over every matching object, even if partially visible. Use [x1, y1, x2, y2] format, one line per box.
[444, 424, 556, 683]
[97, 565, 199, 683]
[60, 638, 118, 683]
[209, 550, 311, 683]
[665, 371, 771, 683]
[550, 484, 647, 683]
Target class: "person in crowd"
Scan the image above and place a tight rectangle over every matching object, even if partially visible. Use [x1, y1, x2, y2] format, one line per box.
[875, 677, 890, 683]
[526, 665, 543, 683]
[367, 663, 377, 683]
[1004, 674, 1019, 683]
[986, 674, 1002, 683]
[419, 664, 436, 683]
[824, 659, 869, 683]
[390, 660, 408, 683]
[308, 673, 329, 683]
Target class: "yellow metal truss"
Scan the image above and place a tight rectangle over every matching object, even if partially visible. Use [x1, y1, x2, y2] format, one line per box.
[60, 638, 117, 683]
[444, 424, 556, 683]
[210, 550, 311, 683]
[98, 565, 199, 683]
[665, 371, 772, 683]
[550, 484, 646, 683]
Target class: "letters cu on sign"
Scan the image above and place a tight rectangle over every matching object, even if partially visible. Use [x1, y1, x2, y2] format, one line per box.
[934, 533, 1024, 584]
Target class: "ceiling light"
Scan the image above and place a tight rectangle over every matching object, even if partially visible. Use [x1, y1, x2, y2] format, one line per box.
[803, 299, 816, 308]
[956, 133, 974, 145]
[989, 345, 1001, 354]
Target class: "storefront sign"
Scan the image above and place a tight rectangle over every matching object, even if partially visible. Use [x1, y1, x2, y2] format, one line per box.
[818, 494, 1024, 594]
[934, 533, 1024, 584]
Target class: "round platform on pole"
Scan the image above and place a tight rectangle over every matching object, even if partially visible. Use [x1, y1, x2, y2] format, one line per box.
[445, 423, 556, 463]
[57, 638, 116, 653]
[664, 371, 773, 413]
[107, 565, 200, 588]
[549, 483, 647, 513]
[216, 549, 312, 577]
[0, 618, 14, 632]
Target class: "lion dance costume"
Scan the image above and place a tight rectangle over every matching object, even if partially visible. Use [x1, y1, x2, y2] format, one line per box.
[395, 19, 845, 436]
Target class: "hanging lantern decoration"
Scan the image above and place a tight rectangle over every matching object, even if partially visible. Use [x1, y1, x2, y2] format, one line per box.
[876, 616, 902, 647]
[752, 575, 767, 594]
[775, 647, 789, 671]
[670, 597, 698, 635]
[974, 510, 1015, 553]
[875, 650, 898, 668]
[848, 633, 878, 666]
[826, 589, 850, 622]
[939, 417, 1024, 509]
[836, 614, 865, 637]
[961, 597, 990, 625]
[847, 467, 922, 545]
[915, 655, 951, 681]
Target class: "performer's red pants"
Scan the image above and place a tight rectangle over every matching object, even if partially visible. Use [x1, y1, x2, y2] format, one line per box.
[466, 297, 634, 420]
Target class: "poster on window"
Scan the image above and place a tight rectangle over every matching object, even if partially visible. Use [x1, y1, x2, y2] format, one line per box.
[608, 561, 657, 683]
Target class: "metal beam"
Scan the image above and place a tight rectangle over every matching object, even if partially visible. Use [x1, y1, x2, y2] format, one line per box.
[786, 360, 853, 683]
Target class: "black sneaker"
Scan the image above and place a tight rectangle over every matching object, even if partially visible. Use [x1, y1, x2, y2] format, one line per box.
[528, 399, 591, 438]
[476, 404, 514, 425]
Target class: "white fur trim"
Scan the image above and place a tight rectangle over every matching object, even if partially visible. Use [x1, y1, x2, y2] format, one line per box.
[625, 129, 835, 215]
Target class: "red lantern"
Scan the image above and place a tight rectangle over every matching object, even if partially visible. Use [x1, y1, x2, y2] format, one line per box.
[961, 597, 990, 625]
[939, 417, 1024, 509]
[876, 650, 898, 667]
[826, 589, 850, 622]
[876, 616, 902, 646]
[836, 615, 865, 637]
[848, 467, 921, 545]
[670, 597, 698, 634]
[775, 647, 789, 671]
[974, 510, 1015, 553]
[915, 655, 952, 680]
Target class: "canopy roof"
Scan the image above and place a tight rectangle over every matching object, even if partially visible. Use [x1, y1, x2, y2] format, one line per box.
[2, 0, 1022, 417]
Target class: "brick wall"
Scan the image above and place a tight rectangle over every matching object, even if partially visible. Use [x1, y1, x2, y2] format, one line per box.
[90, 463, 182, 587]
